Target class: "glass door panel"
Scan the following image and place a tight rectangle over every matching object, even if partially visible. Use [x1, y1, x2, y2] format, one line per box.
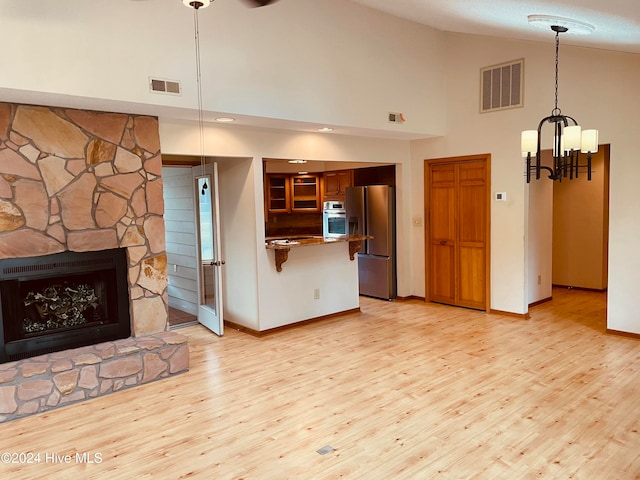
[193, 163, 224, 336]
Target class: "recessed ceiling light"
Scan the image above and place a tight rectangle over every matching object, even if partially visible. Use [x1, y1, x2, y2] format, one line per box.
[528, 15, 595, 35]
[318, 127, 334, 132]
[288, 159, 307, 164]
[215, 117, 235, 122]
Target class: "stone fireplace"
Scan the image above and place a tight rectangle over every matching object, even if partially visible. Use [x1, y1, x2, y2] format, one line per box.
[0, 248, 131, 362]
[0, 102, 188, 422]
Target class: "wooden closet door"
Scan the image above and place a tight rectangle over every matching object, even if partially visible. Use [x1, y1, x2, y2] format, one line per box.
[457, 161, 487, 310]
[429, 164, 456, 304]
[427, 157, 488, 311]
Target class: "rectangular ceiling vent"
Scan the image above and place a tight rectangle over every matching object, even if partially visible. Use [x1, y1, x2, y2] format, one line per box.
[480, 59, 523, 113]
[149, 77, 181, 95]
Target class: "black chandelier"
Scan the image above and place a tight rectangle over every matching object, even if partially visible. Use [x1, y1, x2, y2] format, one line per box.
[521, 20, 599, 183]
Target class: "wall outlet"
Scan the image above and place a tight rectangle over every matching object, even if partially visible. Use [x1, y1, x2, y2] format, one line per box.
[314, 288, 320, 300]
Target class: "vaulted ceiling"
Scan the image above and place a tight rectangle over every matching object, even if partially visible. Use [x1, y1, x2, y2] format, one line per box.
[351, 0, 640, 53]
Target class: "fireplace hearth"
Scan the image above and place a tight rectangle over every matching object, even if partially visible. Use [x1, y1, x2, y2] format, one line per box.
[0, 248, 131, 362]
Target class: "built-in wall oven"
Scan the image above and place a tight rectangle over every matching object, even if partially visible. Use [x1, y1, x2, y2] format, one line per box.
[322, 201, 348, 238]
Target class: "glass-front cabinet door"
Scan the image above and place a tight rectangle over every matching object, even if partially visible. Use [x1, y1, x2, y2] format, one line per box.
[290, 174, 320, 212]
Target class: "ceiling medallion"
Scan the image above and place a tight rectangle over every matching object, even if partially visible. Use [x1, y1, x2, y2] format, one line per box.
[527, 15, 595, 35]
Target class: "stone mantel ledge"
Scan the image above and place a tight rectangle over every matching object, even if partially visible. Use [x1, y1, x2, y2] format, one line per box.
[0, 332, 188, 423]
[265, 234, 372, 272]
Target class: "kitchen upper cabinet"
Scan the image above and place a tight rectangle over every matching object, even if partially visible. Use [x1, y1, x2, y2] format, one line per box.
[291, 174, 321, 212]
[266, 174, 290, 213]
[323, 170, 353, 201]
[266, 173, 321, 213]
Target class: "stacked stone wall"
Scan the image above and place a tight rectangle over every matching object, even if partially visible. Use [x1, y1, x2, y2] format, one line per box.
[0, 102, 168, 335]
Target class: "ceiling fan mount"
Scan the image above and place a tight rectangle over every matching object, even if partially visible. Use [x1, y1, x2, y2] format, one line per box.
[182, 0, 279, 9]
[243, 0, 279, 6]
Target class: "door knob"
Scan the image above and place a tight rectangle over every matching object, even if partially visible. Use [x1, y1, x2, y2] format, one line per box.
[213, 260, 226, 267]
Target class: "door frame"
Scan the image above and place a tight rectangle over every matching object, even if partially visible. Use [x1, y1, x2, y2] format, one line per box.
[424, 154, 491, 312]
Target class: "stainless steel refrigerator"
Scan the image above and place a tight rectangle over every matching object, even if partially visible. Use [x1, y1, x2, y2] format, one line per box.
[345, 185, 396, 300]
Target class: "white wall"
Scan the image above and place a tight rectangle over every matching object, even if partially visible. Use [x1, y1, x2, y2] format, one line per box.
[528, 43, 640, 333]
[4, 1, 640, 333]
[411, 33, 640, 329]
[162, 167, 198, 315]
[411, 35, 536, 314]
[0, 0, 446, 138]
[258, 242, 360, 330]
[527, 173, 554, 304]
[216, 157, 261, 330]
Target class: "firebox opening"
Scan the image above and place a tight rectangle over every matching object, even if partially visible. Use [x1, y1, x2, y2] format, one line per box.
[0, 248, 131, 362]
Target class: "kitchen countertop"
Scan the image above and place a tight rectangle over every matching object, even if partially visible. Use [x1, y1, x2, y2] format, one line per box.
[265, 234, 372, 271]
[265, 234, 369, 248]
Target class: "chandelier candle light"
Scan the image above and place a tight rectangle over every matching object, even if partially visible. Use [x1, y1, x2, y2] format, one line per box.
[521, 15, 599, 183]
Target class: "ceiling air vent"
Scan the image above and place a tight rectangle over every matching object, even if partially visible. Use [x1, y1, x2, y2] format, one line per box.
[480, 59, 523, 113]
[149, 77, 181, 95]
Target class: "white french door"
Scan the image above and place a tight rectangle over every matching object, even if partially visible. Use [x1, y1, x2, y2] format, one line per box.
[192, 163, 224, 336]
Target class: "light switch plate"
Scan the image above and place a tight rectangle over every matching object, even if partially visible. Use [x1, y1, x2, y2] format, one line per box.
[495, 192, 507, 202]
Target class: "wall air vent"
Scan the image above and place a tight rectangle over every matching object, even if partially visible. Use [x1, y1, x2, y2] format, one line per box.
[480, 59, 523, 113]
[149, 77, 181, 95]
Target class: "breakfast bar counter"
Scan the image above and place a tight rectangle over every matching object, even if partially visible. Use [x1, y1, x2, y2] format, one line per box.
[265, 235, 371, 272]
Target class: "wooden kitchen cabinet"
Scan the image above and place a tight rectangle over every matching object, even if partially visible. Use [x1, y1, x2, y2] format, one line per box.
[266, 173, 321, 213]
[266, 174, 290, 213]
[290, 174, 321, 212]
[323, 170, 353, 201]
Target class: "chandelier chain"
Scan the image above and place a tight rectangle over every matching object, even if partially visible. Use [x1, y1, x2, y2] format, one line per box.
[553, 30, 560, 116]
[193, 7, 206, 179]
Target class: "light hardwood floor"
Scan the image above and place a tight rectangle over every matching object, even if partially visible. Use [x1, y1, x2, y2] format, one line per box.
[2, 288, 639, 479]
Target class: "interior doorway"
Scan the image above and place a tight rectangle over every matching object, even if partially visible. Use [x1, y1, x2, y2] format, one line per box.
[527, 145, 610, 309]
[168, 307, 197, 328]
[552, 145, 610, 290]
[162, 155, 256, 331]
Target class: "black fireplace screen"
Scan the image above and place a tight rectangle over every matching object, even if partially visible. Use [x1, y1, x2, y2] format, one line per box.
[22, 274, 107, 335]
[0, 248, 131, 362]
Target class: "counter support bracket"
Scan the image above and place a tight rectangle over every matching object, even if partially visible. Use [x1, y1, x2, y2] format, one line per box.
[274, 248, 289, 272]
[348, 240, 362, 261]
